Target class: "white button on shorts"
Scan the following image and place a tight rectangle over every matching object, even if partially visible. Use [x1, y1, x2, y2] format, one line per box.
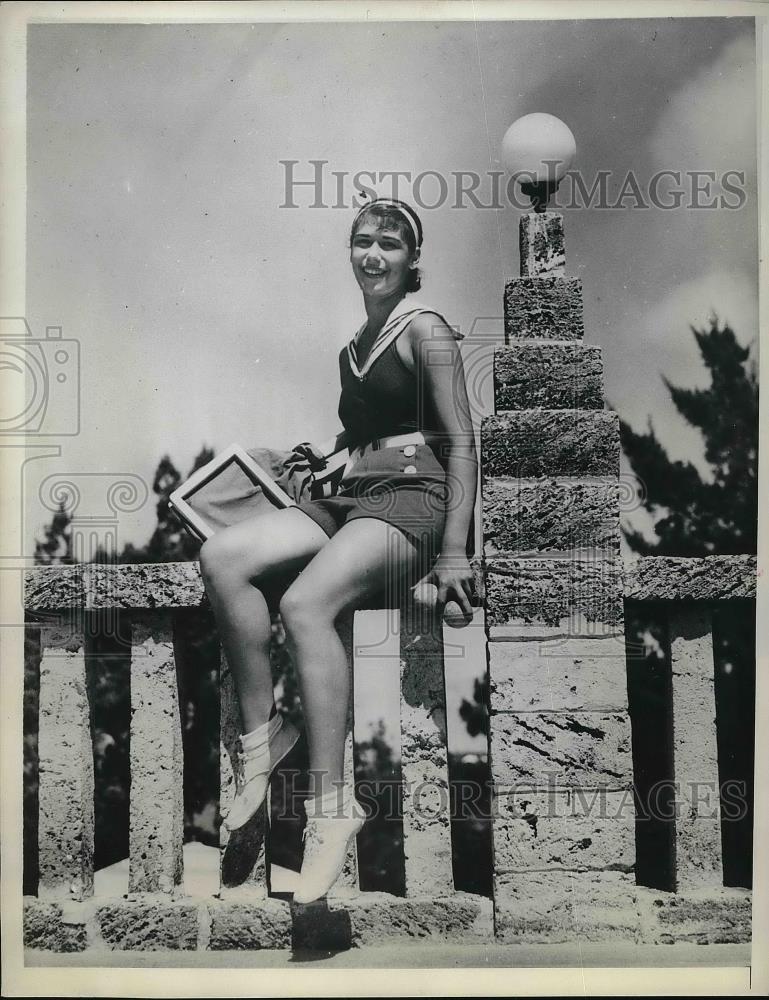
[403, 444, 416, 457]
[404, 465, 417, 474]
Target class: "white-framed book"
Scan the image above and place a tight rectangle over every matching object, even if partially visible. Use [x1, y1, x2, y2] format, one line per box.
[168, 443, 297, 542]
[169, 438, 349, 542]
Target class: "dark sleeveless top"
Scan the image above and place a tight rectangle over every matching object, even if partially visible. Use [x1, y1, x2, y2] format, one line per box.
[337, 308, 450, 447]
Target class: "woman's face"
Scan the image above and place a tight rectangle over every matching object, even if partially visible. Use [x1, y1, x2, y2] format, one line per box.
[350, 218, 418, 298]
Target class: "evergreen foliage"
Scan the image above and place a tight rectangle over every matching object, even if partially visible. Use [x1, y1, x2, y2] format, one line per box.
[619, 317, 758, 555]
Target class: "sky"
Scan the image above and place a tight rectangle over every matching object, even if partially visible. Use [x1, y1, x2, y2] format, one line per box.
[20, 15, 759, 752]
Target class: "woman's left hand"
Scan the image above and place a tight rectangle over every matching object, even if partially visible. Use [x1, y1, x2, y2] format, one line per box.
[419, 551, 476, 623]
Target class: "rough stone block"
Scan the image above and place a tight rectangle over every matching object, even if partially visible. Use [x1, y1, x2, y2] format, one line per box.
[489, 711, 633, 788]
[482, 411, 619, 478]
[87, 562, 206, 609]
[493, 789, 635, 872]
[337, 892, 493, 946]
[37, 623, 94, 902]
[128, 612, 184, 894]
[96, 900, 198, 950]
[504, 275, 584, 341]
[484, 557, 623, 631]
[23, 899, 88, 952]
[624, 554, 756, 600]
[519, 212, 565, 277]
[569, 871, 641, 942]
[493, 871, 572, 942]
[24, 565, 85, 611]
[636, 887, 752, 945]
[208, 898, 292, 949]
[483, 477, 619, 555]
[494, 870, 639, 943]
[488, 635, 628, 712]
[494, 344, 603, 410]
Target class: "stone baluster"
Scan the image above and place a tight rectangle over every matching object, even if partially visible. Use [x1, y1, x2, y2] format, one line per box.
[399, 602, 455, 897]
[128, 611, 184, 894]
[483, 211, 638, 942]
[37, 618, 94, 902]
[667, 607, 723, 890]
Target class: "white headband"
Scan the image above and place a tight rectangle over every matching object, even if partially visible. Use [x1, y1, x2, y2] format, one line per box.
[353, 198, 423, 248]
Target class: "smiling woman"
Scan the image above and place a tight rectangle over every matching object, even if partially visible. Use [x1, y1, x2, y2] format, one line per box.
[198, 196, 477, 905]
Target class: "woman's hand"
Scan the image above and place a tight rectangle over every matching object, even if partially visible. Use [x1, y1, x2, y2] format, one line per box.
[291, 440, 328, 472]
[413, 551, 477, 627]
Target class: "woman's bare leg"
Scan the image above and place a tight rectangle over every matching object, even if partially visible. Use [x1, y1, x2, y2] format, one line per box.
[278, 517, 420, 798]
[199, 506, 329, 733]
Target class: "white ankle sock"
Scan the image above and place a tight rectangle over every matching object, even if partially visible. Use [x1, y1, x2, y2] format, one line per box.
[240, 711, 282, 754]
[304, 783, 357, 819]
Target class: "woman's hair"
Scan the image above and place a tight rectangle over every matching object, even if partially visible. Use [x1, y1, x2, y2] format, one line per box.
[350, 201, 423, 294]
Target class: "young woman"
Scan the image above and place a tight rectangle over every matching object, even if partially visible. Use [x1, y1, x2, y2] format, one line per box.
[199, 198, 477, 904]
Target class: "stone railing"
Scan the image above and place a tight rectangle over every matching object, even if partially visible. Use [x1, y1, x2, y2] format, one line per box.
[23, 561, 493, 953]
[22, 210, 755, 954]
[623, 554, 755, 945]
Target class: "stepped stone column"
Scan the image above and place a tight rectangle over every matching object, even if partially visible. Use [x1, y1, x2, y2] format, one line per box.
[482, 212, 638, 942]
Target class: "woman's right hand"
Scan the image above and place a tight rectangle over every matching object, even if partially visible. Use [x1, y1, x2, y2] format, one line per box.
[291, 441, 328, 472]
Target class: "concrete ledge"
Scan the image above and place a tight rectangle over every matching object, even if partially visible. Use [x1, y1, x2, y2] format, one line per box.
[494, 344, 603, 410]
[636, 887, 752, 945]
[23, 893, 494, 952]
[624, 555, 756, 600]
[24, 561, 487, 613]
[482, 411, 619, 478]
[504, 276, 584, 341]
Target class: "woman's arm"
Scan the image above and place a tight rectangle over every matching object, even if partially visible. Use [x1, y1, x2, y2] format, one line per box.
[408, 313, 478, 618]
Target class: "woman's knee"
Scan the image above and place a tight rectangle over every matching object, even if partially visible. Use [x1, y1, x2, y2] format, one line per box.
[199, 531, 253, 586]
[278, 581, 336, 631]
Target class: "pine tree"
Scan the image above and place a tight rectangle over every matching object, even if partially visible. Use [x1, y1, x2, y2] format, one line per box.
[33, 500, 74, 565]
[619, 316, 758, 555]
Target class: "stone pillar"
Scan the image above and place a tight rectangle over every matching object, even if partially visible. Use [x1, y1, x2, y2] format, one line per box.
[483, 212, 638, 942]
[128, 611, 184, 894]
[219, 651, 268, 894]
[37, 619, 94, 902]
[399, 602, 455, 897]
[667, 607, 723, 890]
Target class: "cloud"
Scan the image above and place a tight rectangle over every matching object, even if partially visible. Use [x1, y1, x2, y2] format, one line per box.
[649, 33, 756, 183]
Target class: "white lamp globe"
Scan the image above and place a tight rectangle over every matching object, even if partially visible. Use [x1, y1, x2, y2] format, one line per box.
[501, 113, 576, 183]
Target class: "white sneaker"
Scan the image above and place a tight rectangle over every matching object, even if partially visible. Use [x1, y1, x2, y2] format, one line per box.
[293, 808, 365, 904]
[222, 716, 300, 832]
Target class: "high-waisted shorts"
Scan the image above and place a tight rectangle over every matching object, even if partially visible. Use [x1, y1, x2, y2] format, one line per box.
[295, 442, 449, 569]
